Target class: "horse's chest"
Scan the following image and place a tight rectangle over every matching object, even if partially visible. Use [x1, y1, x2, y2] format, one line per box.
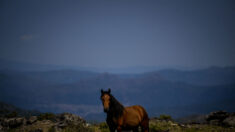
[112, 117, 118, 124]
[112, 116, 123, 124]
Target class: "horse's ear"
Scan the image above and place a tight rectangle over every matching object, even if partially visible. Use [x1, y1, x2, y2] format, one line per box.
[101, 89, 104, 94]
[108, 88, 111, 94]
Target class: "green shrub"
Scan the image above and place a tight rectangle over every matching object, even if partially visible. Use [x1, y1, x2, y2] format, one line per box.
[99, 122, 109, 132]
[159, 114, 172, 121]
[5, 111, 18, 118]
[149, 121, 171, 132]
[48, 127, 56, 132]
[61, 124, 94, 132]
[37, 113, 56, 121]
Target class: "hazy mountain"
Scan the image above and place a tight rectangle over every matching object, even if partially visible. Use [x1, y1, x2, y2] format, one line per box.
[0, 59, 193, 74]
[156, 66, 235, 86]
[0, 60, 235, 121]
[0, 101, 40, 117]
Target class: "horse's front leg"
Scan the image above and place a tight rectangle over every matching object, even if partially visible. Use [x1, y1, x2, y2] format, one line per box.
[106, 121, 116, 132]
[133, 127, 139, 132]
[109, 127, 116, 132]
[117, 126, 122, 132]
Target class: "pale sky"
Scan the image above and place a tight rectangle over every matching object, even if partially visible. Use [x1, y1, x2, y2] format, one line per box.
[1, 0, 235, 69]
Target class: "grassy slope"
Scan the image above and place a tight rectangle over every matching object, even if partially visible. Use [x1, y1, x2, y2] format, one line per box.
[6, 119, 235, 132]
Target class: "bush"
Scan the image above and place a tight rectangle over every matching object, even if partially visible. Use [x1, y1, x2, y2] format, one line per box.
[149, 121, 171, 132]
[48, 127, 56, 132]
[159, 114, 172, 121]
[5, 111, 18, 118]
[99, 122, 109, 132]
[37, 113, 56, 121]
[61, 124, 94, 132]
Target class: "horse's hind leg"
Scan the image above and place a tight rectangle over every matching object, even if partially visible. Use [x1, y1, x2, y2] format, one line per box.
[140, 117, 149, 132]
[109, 127, 115, 132]
[132, 127, 139, 132]
[141, 123, 149, 132]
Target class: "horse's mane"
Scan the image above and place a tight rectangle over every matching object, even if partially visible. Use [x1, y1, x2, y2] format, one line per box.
[105, 93, 124, 118]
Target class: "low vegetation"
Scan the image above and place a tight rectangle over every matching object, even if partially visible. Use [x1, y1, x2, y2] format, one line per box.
[149, 119, 235, 132]
[1, 112, 235, 132]
[37, 113, 56, 121]
[158, 114, 173, 121]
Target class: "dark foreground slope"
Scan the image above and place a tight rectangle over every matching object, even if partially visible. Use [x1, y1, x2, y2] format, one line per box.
[1, 111, 235, 132]
[0, 102, 235, 132]
[0, 102, 40, 118]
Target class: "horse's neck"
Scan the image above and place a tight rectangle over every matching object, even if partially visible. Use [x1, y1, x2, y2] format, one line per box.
[108, 97, 124, 118]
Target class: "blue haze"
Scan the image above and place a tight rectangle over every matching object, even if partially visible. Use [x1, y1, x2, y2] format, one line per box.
[0, 0, 234, 72]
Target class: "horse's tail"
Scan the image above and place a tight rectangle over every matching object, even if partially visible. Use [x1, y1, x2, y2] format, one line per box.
[140, 106, 149, 132]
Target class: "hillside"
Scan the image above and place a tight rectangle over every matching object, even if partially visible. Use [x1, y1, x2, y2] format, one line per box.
[157, 66, 235, 86]
[0, 103, 235, 132]
[0, 65, 235, 121]
[0, 102, 40, 118]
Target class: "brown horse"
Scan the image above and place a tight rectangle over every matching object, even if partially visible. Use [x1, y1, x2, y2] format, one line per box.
[100, 89, 149, 132]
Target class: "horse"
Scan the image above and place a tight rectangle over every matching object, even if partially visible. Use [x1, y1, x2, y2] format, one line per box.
[100, 88, 149, 132]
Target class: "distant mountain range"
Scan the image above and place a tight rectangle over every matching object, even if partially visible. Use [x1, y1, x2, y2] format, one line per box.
[0, 101, 40, 117]
[0, 58, 195, 73]
[0, 59, 235, 121]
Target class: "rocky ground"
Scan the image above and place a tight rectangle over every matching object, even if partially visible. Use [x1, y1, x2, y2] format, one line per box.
[149, 111, 235, 132]
[0, 113, 93, 132]
[0, 111, 235, 132]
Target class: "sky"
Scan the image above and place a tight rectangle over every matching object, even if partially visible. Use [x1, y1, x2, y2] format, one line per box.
[0, 0, 235, 69]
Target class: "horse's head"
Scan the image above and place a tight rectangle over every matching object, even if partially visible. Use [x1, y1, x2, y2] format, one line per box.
[100, 88, 111, 112]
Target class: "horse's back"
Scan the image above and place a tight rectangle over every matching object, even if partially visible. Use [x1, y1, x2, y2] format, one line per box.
[123, 105, 148, 127]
